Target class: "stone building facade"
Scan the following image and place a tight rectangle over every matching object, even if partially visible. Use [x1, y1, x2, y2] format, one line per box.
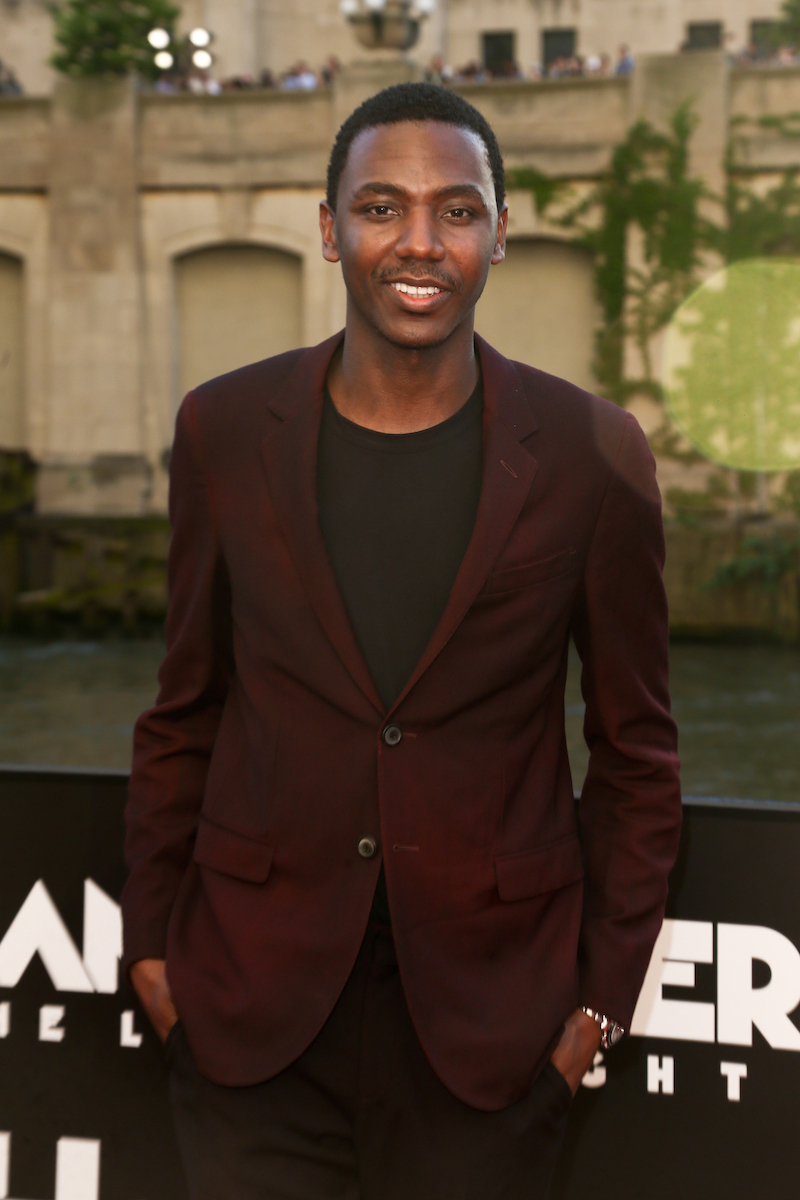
[0, 48, 799, 638]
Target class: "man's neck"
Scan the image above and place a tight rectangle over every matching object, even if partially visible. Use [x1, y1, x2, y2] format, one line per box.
[326, 308, 478, 434]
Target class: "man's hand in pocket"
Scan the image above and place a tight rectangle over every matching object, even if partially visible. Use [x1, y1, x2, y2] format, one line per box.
[130, 958, 179, 1044]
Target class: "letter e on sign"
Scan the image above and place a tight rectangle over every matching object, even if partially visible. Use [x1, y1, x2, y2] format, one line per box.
[631, 920, 715, 1042]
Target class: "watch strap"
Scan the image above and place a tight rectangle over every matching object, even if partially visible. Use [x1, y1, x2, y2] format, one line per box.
[581, 1006, 625, 1050]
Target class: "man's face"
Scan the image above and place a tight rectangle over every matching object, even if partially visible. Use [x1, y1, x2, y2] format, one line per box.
[320, 121, 507, 350]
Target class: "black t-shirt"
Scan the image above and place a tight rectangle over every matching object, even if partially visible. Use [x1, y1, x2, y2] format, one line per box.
[317, 379, 483, 923]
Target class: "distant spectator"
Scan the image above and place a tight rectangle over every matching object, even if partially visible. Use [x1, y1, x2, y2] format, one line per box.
[546, 55, 583, 79]
[0, 62, 23, 96]
[453, 60, 488, 83]
[320, 56, 341, 86]
[495, 59, 522, 80]
[614, 43, 635, 75]
[600, 52, 612, 74]
[258, 68, 276, 89]
[585, 54, 603, 74]
[222, 74, 257, 90]
[281, 62, 317, 91]
[426, 54, 454, 85]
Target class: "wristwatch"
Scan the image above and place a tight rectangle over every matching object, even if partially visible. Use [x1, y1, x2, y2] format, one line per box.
[581, 1006, 625, 1050]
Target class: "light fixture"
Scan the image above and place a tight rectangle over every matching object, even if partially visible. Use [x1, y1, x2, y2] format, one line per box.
[364, 0, 387, 10]
[147, 28, 171, 50]
[192, 48, 213, 69]
[415, 0, 436, 11]
[339, 0, 359, 12]
[154, 50, 174, 69]
[189, 27, 212, 47]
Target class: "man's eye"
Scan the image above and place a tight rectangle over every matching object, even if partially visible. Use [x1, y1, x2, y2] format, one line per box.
[368, 205, 393, 217]
[446, 208, 472, 219]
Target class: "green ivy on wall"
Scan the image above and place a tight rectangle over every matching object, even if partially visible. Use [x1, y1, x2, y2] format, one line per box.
[511, 103, 800, 410]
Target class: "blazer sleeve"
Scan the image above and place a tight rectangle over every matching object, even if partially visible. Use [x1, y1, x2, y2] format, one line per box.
[121, 391, 233, 972]
[570, 414, 682, 1030]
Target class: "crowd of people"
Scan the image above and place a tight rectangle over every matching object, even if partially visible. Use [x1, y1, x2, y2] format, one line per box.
[154, 56, 342, 95]
[430, 44, 634, 83]
[0, 60, 23, 96]
[153, 45, 638, 96]
[732, 41, 800, 67]
[3, 36, 800, 101]
[181, 36, 800, 94]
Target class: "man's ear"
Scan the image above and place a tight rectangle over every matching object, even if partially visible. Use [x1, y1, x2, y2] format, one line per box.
[320, 201, 340, 263]
[491, 203, 509, 265]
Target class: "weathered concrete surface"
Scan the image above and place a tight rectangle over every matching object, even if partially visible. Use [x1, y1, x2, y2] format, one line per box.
[665, 521, 800, 643]
[6, 514, 799, 643]
[0, 97, 50, 190]
[42, 77, 149, 514]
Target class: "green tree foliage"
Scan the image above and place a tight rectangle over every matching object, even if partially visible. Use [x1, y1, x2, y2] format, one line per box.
[50, 0, 180, 80]
[779, 0, 800, 48]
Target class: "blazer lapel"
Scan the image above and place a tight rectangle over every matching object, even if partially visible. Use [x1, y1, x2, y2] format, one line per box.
[389, 335, 539, 713]
[261, 333, 386, 716]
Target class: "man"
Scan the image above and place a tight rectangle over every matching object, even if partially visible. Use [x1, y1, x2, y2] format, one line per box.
[123, 83, 681, 1198]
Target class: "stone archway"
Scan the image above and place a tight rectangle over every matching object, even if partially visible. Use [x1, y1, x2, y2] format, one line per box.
[0, 251, 24, 449]
[174, 243, 303, 398]
[475, 239, 600, 392]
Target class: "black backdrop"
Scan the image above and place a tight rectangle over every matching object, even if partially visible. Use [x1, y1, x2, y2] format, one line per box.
[0, 767, 798, 1199]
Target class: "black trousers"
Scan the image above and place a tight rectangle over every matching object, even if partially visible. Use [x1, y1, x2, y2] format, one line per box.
[168, 926, 572, 1200]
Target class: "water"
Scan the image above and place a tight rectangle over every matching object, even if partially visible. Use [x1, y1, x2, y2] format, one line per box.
[0, 638, 798, 802]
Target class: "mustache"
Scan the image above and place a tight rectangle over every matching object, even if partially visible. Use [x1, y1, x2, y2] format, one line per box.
[377, 265, 460, 292]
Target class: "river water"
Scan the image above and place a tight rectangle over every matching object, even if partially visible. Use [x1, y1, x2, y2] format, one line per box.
[0, 638, 797, 802]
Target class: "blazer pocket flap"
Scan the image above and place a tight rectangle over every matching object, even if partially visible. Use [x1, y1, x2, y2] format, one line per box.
[495, 834, 584, 902]
[193, 817, 274, 883]
[484, 549, 576, 594]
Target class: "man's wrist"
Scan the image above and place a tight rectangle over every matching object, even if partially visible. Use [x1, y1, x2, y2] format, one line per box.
[580, 1006, 625, 1050]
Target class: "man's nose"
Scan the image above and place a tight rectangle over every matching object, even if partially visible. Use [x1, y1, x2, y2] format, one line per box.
[395, 209, 446, 260]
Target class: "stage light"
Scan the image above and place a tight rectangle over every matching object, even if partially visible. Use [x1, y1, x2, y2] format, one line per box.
[189, 28, 212, 47]
[154, 51, 174, 70]
[339, 0, 359, 12]
[364, 0, 387, 10]
[192, 49, 213, 69]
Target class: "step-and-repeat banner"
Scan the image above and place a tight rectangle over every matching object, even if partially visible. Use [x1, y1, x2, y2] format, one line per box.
[0, 767, 798, 1199]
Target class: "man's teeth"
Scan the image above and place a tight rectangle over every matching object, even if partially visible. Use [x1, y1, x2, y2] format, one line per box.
[391, 282, 442, 297]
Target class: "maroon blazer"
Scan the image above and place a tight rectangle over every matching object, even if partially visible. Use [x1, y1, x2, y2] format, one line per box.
[122, 332, 681, 1109]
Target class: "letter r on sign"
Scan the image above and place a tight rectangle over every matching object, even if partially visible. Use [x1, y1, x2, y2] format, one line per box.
[717, 924, 800, 1050]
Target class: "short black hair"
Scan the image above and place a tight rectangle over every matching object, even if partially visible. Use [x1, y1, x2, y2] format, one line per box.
[326, 82, 505, 212]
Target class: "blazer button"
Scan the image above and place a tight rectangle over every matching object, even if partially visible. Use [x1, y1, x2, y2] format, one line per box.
[382, 723, 403, 746]
[358, 836, 378, 859]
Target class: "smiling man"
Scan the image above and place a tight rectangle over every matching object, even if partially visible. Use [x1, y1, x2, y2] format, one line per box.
[123, 84, 682, 1199]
